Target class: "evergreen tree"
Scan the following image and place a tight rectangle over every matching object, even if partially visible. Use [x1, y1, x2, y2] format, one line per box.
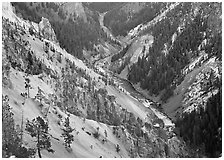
[24, 76, 31, 98]
[104, 130, 107, 138]
[61, 117, 74, 148]
[116, 144, 120, 153]
[35, 86, 44, 104]
[25, 116, 54, 158]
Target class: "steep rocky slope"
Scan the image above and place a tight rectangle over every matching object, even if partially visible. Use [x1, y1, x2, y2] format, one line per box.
[105, 2, 221, 109]
[2, 2, 195, 158]
[11, 2, 117, 60]
[93, 2, 222, 157]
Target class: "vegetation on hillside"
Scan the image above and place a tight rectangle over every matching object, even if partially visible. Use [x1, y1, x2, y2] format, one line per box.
[175, 90, 222, 157]
[11, 2, 105, 59]
[2, 95, 36, 158]
[127, 3, 221, 101]
[84, 2, 124, 13]
[2, 2, 222, 158]
[104, 3, 166, 36]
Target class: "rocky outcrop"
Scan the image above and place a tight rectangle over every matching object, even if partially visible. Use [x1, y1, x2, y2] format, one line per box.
[38, 17, 57, 43]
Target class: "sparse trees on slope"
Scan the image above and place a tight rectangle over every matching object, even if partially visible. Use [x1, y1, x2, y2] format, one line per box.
[25, 116, 54, 158]
[2, 94, 18, 157]
[61, 117, 74, 149]
[2, 95, 35, 158]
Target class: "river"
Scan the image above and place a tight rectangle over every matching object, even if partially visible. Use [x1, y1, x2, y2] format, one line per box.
[96, 10, 175, 128]
[115, 75, 175, 127]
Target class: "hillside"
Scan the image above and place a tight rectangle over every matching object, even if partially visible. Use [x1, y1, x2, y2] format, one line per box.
[2, 2, 222, 158]
[104, 2, 221, 107]
[91, 2, 222, 157]
[1, 2, 195, 158]
[103, 2, 171, 37]
[11, 2, 117, 60]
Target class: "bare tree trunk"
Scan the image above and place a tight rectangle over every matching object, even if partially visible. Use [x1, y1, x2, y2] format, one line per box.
[20, 110, 24, 141]
[38, 147, 42, 158]
[45, 103, 51, 118]
[27, 87, 30, 98]
[37, 130, 42, 158]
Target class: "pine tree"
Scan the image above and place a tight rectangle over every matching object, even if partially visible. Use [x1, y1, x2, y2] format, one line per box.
[24, 76, 31, 98]
[116, 144, 120, 153]
[104, 130, 107, 138]
[25, 116, 54, 158]
[35, 86, 44, 104]
[61, 117, 74, 149]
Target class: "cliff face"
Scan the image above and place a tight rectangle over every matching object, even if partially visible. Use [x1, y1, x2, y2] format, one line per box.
[2, 2, 18, 22]
[38, 17, 57, 43]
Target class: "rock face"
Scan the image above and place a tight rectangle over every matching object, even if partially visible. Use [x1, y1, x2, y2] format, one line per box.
[2, 2, 18, 22]
[39, 17, 57, 43]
